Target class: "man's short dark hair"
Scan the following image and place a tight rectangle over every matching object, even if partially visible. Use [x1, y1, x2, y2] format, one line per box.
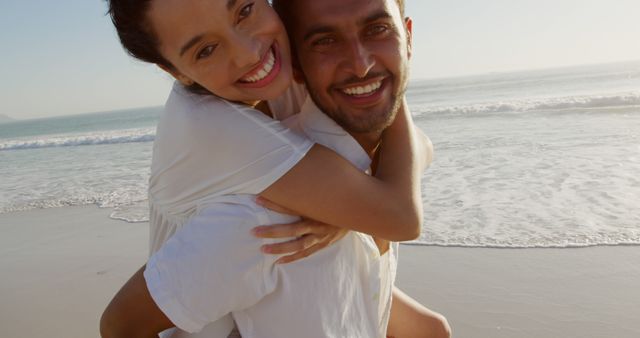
[272, 0, 406, 33]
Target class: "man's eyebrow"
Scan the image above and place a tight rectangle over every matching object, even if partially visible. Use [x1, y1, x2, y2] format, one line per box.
[359, 10, 393, 26]
[302, 11, 394, 42]
[179, 34, 205, 57]
[302, 26, 334, 42]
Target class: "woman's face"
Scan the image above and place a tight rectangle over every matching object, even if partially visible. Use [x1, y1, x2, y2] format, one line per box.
[147, 0, 293, 105]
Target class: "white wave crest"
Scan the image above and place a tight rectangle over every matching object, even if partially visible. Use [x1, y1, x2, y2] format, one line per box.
[0, 127, 156, 151]
[415, 92, 640, 117]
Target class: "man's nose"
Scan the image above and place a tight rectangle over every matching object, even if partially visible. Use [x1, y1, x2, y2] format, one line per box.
[344, 39, 374, 78]
[230, 32, 261, 69]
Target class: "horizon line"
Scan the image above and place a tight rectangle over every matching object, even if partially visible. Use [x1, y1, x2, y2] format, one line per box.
[5, 58, 639, 121]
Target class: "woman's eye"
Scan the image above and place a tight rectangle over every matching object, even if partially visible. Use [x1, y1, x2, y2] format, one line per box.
[197, 45, 217, 60]
[239, 3, 254, 21]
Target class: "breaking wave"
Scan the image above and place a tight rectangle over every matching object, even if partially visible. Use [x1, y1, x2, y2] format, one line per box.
[414, 92, 640, 117]
[0, 127, 155, 151]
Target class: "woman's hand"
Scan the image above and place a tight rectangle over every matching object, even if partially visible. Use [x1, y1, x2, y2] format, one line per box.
[253, 197, 349, 264]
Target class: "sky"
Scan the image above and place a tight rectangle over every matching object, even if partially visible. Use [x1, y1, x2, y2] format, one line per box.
[1, 0, 639, 119]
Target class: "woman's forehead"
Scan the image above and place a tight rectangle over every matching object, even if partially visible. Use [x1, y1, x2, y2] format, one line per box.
[147, 0, 234, 56]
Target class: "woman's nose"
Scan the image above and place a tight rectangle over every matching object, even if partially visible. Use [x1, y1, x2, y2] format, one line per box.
[230, 32, 262, 69]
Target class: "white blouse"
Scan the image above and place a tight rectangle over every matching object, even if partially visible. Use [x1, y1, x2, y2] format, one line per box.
[148, 82, 312, 255]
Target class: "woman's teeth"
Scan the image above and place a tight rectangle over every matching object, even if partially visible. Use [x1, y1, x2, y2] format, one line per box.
[342, 81, 382, 96]
[241, 49, 275, 83]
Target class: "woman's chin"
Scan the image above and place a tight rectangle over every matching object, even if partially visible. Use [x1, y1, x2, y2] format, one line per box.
[240, 72, 293, 102]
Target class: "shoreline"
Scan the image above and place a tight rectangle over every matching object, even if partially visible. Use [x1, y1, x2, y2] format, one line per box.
[5, 206, 639, 250]
[1, 206, 639, 338]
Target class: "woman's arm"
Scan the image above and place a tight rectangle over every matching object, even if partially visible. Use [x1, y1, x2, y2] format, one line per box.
[261, 99, 428, 241]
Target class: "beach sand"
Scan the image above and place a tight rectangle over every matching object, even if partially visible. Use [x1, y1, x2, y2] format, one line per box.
[1, 206, 639, 338]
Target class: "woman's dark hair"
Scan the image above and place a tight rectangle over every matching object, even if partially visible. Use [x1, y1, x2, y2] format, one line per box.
[107, 0, 209, 94]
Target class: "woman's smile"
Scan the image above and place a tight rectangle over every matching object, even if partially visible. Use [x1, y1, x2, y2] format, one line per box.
[237, 42, 282, 89]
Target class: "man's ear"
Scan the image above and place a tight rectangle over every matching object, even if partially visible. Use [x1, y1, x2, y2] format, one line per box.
[293, 67, 306, 84]
[291, 52, 306, 84]
[404, 17, 413, 60]
[157, 63, 195, 86]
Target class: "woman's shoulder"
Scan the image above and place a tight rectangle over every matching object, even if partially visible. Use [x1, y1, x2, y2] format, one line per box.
[163, 82, 228, 122]
[267, 82, 308, 120]
[163, 82, 274, 127]
[155, 81, 309, 153]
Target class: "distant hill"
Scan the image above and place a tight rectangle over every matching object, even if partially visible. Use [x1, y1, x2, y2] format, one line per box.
[0, 114, 15, 123]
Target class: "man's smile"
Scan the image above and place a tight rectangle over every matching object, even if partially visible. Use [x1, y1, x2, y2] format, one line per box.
[334, 76, 391, 106]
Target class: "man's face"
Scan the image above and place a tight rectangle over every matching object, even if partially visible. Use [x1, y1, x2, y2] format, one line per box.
[288, 0, 412, 134]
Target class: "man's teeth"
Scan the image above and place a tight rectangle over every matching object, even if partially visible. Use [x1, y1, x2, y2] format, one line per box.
[242, 50, 276, 83]
[342, 81, 382, 96]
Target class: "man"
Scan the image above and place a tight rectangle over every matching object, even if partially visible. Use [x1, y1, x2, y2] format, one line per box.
[101, 0, 449, 337]
[273, 1, 449, 337]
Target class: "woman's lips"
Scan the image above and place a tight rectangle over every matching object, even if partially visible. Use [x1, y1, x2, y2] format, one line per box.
[237, 43, 281, 89]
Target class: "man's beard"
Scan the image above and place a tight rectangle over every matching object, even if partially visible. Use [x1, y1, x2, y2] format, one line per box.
[308, 69, 409, 134]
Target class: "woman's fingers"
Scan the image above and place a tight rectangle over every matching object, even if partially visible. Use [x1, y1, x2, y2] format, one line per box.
[253, 218, 350, 263]
[255, 196, 297, 215]
[252, 220, 328, 239]
[261, 234, 320, 255]
[276, 242, 326, 264]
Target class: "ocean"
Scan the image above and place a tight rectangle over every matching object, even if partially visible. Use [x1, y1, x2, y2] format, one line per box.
[1, 61, 639, 248]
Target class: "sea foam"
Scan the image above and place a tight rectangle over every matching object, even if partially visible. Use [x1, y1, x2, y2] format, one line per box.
[0, 127, 156, 151]
[414, 91, 640, 117]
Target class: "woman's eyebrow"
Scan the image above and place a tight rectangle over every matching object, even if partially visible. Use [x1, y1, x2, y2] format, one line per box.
[227, 0, 238, 10]
[180, 34, 205, 57]
[179, 0, 239, 57]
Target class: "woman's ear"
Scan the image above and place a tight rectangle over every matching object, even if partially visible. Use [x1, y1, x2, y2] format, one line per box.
[157, 64, 194, 86]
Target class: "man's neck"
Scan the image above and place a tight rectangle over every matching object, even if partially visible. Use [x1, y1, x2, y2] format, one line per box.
[351, 130, 390, 254]
[351, 131, 383, 160]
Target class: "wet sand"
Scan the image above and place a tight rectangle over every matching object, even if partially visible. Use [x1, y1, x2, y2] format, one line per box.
[1, 206, 639, 338]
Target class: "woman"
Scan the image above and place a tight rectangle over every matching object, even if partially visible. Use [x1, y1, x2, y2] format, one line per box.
[101, 0, 448, 337]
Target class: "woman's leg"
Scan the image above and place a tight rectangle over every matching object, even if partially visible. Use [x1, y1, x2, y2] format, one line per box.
[386, 287, 451, 338]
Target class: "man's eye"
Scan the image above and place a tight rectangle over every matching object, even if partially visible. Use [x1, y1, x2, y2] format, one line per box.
[197, 45, 217, 60]
[239, 3, 254, 21]
[368, 24, 389, 36]
[313, 37, 335, 46]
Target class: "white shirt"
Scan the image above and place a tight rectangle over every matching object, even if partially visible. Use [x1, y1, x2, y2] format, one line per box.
[145, 84, 397, 338]
[283, 98, 399, 337]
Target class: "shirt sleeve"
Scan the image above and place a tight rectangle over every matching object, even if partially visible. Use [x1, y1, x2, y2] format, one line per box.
[144, 202, 277, 333]
[150, 86, 314, 211]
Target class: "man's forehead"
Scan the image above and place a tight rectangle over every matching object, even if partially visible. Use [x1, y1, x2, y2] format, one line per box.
[292, 0, 402, 31]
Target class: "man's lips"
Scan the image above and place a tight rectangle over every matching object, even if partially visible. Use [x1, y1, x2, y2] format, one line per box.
[334, 76, 388, 98]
